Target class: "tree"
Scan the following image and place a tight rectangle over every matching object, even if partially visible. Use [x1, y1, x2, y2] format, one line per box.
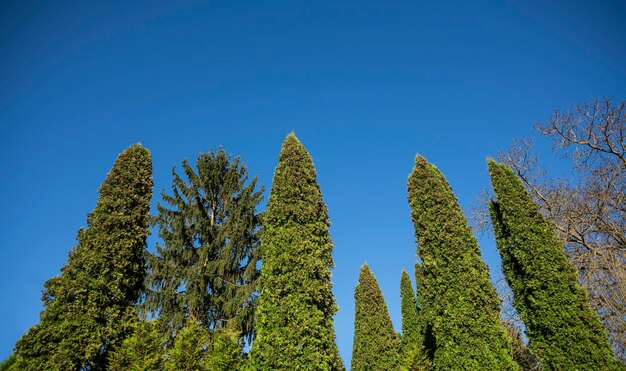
[488, 160, 618, 370]
[351, 264, 401, 371]
[14, 144, 153, 370]
[108, 319, 164, 371]
[485, 98, 626, 361]
[399, 270, 429, 371]
[248, 133, 343, 370]
[164, 320, 244, 371]
[407, 154, 517, 370]
[144, 149, 262, 342]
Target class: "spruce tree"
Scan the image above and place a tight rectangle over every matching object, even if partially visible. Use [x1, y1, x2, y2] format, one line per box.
[488, 160, 618, 370]
[400, 269, 429, 370]
[144, 149, 262, 341]
[14, 144, 153, 370]
[407, 154, 517, 370]
[351, 264, 401, 371]
[248, 133, 343, 370]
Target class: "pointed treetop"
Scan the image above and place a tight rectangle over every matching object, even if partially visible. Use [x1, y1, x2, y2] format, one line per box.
[278, 132, 312, 164]
[352, 262, 400, 371]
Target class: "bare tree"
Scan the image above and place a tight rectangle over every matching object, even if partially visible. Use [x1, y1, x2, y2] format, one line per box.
[478, 98, 626, 362]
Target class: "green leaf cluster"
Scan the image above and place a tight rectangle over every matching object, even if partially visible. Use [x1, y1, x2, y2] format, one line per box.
[351, 264, 401, 371]
[249, 133, 343, 370]
[164, 320, 244, 371]
[488, 160, 618, 370]
[407, 154, 517, 370]
[14, 144, 153, 370]
[108, 319, 164, 371]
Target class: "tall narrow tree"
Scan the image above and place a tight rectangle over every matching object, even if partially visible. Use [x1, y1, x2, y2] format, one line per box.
[249, 133, 343, 370]
[400, 269, 429, 370]
[488, 160, 617, 369]
[352, 264, 400, 371]
[144, 149, 262, 342]
[407, 154, 517, 370]
[14, 144, 153, 370]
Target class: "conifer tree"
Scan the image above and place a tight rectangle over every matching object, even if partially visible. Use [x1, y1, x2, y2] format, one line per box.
[14, 144, 153, 370]
[407, 154, 517, 370]
[164, 320, 244, 371]
[400, 269, 429, 370]
[248, 133, 343, 370]
[351, 264, 401, 371]
[488, 160, 618, 370]
[108, 320, 164, 371]
[144, 149, 262, 342]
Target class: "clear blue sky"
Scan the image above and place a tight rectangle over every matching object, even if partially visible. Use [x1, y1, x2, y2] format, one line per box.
[1, 0, 625, 365]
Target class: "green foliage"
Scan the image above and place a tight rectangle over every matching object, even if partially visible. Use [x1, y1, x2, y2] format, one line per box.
[400, 270, 421, 348]
[400, 270, 430, 371]
[407, 154, 517, 370]
[488, 160, 618, 370]
[249, 133, 344, 370]
[164, 320, 244, 371]
[351, 264, 401, 371]
[15, 144, 153, 370]
[0, 354, 19, 371]
[144, 149, 262, 342]
[108, 319, 164, 371]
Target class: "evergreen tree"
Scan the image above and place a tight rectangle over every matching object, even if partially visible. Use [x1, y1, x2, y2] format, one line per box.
[400, 269, 429, 371]
[14, 144, 153, 370]
[488, 160, 618, 370]
[164, 320, 244, 371]
[108, 319, 164, 371]
[144, 149, 262, 342]
[248, 133, 343, 370]
[407, 154, 517, 370]
[351, 264, 401, 371]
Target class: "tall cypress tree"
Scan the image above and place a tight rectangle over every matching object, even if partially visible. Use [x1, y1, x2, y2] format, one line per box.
[407, 154, 517, 370]
[144, 149, 262, 342]
[249, 133, 343, 370]
[400, 269, 429, 370]
[14, 144, 153, 370]
[351, 264, 400, 371]
[488, 160, 617, 370]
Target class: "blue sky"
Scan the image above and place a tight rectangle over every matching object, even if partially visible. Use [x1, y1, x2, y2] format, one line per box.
[1, 0, 625, 365]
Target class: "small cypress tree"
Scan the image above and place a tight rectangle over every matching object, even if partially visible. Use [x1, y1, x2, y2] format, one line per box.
[108, 319, 164, 371]
[144, 149, 262, 342]
[249, 133, 343, 370]
[14, 144, 153, 370]
[164, 321, 244, 371]
[351, 264, 401, 371]
[164, 320, 211, 371]
[400, 270, 429, 370]
[407, 154, 517, 370]
[488, 160, 618, 370]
